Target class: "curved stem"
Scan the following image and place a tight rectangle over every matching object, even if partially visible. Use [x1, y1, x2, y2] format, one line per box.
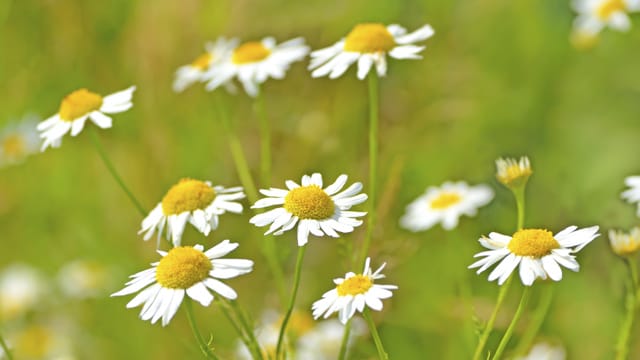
[89, 129, 145, 216]
[253, 90, 271, 187]
[0, 331, 13, 360]
[513, 283, 554, 356]
[184, 298, 219, 360]
[275, 246, 307, 359]
[338, 319, 353, 360]
[492, 286, 531, 360]
[219, 298, 264, 360]
[472, 276, 513, 360]
[363, 309, 389, 360]
[616, 258, 638, 360]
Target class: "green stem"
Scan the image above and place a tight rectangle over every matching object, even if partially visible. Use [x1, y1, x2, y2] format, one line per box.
[184, 298, 219, 360]
[492, 286, 531, 360]
[89, 129, 145, 216]
[253, 89, 271, 187]
[363, 309, 389, 360]
[0, 331, 13, 360]
[275, 246, 307, 359]
[219, 298, 264, 360]
[512, 187, 525, 230]
[359, 71, 379, 267]
[338, 319, 353, 360]
[513, 283, 554, 356]
[616, 258, 638, 360]
[472, 276, 513, 360]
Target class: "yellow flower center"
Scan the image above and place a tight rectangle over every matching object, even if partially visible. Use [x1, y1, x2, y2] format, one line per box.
[191, 52, 213, 70]
[285, 311, 315, 336]
[597, 0, 626, 19]
[610, 229, 640, 257]
[508, 229, 560, 258]
[336, 274, 373, 296]
[283, 185, 335, 220]
[155, 246, 212, 289]
[430, 192, 461, 209]
[232, 41, 271, 64]
[58, 88, 103, 121]
[15, 326, 53, 358]
[2, 134, 26, 158]
[161, 178, 216, 215]
[343, 23, 396, 53]
[496, 158, 532, 188]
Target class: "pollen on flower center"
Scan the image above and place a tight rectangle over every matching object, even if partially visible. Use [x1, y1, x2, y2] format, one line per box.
[430, 192, 461, 209]
[597, 0, 625, 19]
[161, 178, 216, 215]
[2, 135, 25, 157]
[155, 246, 212, 289]
[232, 41, 271, 64]
[59, 89, 103, 121]
[343, 23, 396, 53]
[283, 185, 335, 220]
[336, 274, 373, 296]
[191, 53, 213, 70]
[508, 229, 560, 258]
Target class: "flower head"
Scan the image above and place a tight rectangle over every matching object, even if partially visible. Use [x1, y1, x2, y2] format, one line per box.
[400, 181, 493, 232]
[250, 173, 367, 246]
[139, 179, 245, 247]
[0, 264, 48, 320]
[495, 156, 532, 189]
[204, 37, 309, 97]
[312, 257, 397, 324]
[621, 175, 640, 216]
[469, 226, 599, 286]
[572, 0, 640, 35]
[0, 115, 40, 167]
[609, 227, 640, 257]
[309, 23, 434, 80]
[173, 37, 238, 92]
[111, 241, 253, 326]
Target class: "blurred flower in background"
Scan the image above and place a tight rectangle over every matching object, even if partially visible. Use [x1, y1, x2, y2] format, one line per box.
[0, 115, 40, 168]
[495, 156, 532, 190]
[621, 175, 640, 216]
[57, 260, 113, 300]
[173, 37, 239, 93]
[515, 342, 566, 360]
[572, 0, 640, 36]
[0, 264, 48, 321]
[608, 227, 640, 257]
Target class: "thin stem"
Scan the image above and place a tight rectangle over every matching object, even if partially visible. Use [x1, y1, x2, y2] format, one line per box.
[253, 89, 271, 187]
[363, 309, 389, 360]
[472, 276, 513, 360]
[512, 187, 525, 230]
[229, 299, 265, 360]
[219, 299, 264, 360]
[513, 283, 554, 356]
[359, 71, 379, 266]
[0, 331, 13, 360]
[338, 319, 353, 360]
[89, 129, 145, 216]
[616, 258, 638, 360]
[184, 298, 219, 360]
[492, 286, 531, 360]
[275, 245, 307, 360]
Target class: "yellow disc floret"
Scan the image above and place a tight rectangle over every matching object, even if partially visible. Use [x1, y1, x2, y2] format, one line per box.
[336, 274, 373, 296]
[155, 246, 212, 289]
[161, 178, 216, 215]
[609, 228, 640, 257]
[344, 23, 396, 53]
[59, 88, 103, 121]
[508, 229, 560, 258]
[232, 41, 271, 64]
[430, 192, 461, 209]
[496, 157, 532, 189]
[597, 0, 626, 20]
[284, 185, 335, 220]
[191, 52, 213, 70]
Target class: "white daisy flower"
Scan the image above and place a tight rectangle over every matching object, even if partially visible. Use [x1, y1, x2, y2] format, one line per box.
[111, 241, 253, 326]
[296, 318, 366, 360]
[469, 226, 600, 286]
[621, 175, 640, 216]
[312, 257, 397, 324]
[139, 178, 245, 247]
[173, 37, 239, 93]
[609, 227, 640, 257]
[0, 115, 40, 167]
[37, 86, 135, 151]
[0, 264, 48, 320]
[516, 342, 566, 360]
[572, 0, 640, 35]
[249, 173, 367, 246]
[204, 37, 309, 97]
[400, 181, 494, 232]
[495, 156, 532, 189]
[309, 22, 434, 80]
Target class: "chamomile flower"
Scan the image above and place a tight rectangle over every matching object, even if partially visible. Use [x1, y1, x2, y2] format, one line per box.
[495, 156, 532, 189]
[309, 22, 434, 80]
[111, 241, 253, 326]
[609, 227, 640, 257]
[400, 181, 494, 232]
[139, 178, 245, 247]
[173, 37, 238, 92]
[516, 342, 566, 360]
[469, 226, 599, 286]
[621, 176, 640, 216]
[572, 0, 640, 35]
[249, 173, 367, 246]
[204, 37, 309, 97]
[312, 257, 397, 324]
[296, 318, 366, 360]
[0, 264, 48, 320]
[0, 116, 39, 167]
[37, 86, 135, 151]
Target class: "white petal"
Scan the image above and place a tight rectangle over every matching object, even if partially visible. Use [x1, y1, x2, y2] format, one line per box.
[186, 282, 214, 306]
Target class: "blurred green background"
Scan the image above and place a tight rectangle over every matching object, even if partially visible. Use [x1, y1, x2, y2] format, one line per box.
[1, 0, 640, 358]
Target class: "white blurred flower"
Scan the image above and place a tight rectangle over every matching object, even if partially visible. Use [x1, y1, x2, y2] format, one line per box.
[0, 115, 40, 167]
[516, 342, 566, 360]
[296, 318, 366, 360]
[0, 264, 48, 320]
[609, 227, 640, 257]
[572, 0, 640, 35]
[57, 260, 111, 299]
[621, 175, 640, 216]
[173, 37, 238, 92]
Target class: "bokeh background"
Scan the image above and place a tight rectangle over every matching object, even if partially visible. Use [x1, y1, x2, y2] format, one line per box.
[1, 0, 640, 358]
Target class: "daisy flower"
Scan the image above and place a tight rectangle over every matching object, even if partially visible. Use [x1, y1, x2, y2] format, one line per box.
[399, 181, 494, 232]
[204, 37, 309, 97]
[139, 178, 245, 247]
[572, 0, 640, 35]
[308, 22, 434, 80]
[312, 257, 397, 324]
[37, 86, 135, 151]
[469, 226, 599, 286]
[609, 227, 640, 257]
[495, 156, 532, 189]
[515, 342, 566, 360]
[249, 173, 367, 246]
[173, 37, 238, 92]
[0, 115, 40, 167]
[111, 241, 253, 326]
[621, 175, 640, 216]
[0, 264, 48, 320]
